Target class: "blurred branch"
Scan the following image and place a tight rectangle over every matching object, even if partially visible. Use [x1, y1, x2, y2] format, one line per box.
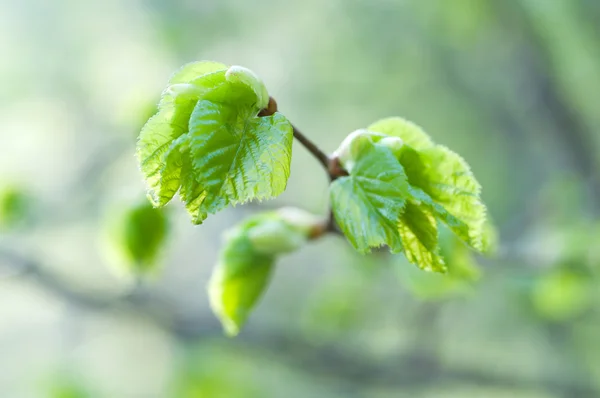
[0, 246, 178, 320]
[0, 247, 117, 309]
[240, 334, 597, 396]
[1, 246, 596, 395]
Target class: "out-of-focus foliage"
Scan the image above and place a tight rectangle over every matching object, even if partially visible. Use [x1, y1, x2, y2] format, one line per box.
[532, 267, 592, 322]
[45, 377, 92, 398]
[0, 185, 31, 229]
[171, 348, 265, 398]
[104, 201, 169, 277]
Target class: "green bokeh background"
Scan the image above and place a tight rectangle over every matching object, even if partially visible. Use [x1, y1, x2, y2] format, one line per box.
[1, 0, 599, 397]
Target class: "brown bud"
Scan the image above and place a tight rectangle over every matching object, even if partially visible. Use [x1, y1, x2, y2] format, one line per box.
[258, 96, 278, 117]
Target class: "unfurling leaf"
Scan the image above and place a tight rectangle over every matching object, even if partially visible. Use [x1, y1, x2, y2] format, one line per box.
[137, 61, 293, 224]
[208, 208, 323, 336]
[108, 201, 169, 277]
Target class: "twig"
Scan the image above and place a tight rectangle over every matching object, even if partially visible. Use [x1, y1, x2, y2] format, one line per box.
[259, 96, 348, 237]
[291, 124, 330, 170]
[259, 96, 348, 180]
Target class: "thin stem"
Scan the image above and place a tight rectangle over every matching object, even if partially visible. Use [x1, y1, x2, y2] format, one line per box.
[259, 96, 347, 180]
[291, 124, 330, 171]
[260, 96, 347, 237]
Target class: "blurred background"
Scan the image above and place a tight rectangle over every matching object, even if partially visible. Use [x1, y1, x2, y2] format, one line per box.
[1, 0, 600, 397]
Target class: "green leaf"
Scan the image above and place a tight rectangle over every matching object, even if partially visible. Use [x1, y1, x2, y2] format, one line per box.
[209, 208, 322, 336]
[367, 116, 492, 252]
[330, 137, 410, 254]
[184, 97, 292, 223]
[398, 202, 446, 272]
[168, 61, 228, 85]
[109, 201, 169, 276]
[137, 110, 187, 207]
[209, 228, 274, 337]
[400, 145, 488, 252]
[138, 69, 229, 207]
[136, 62, 293, 224]
[225, 65, 269, 109]
[368, 117, 434, 150]
[397, 228, 481, 300]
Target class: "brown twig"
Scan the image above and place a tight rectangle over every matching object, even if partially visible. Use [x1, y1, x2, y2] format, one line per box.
[259, 97, 348, 181]
[291, 124, 330, 171]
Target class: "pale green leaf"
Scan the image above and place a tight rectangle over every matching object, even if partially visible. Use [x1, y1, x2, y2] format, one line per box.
[168, 61, 228, 85]
[334, 129, 385, 173]
[208, 228, 274, 336]
[330, 138, 410, 254]
[225, 65, 269, 109]
[399, 144, 489, 252]
[137, 108, 187, 206]
[208, 209, 319, 336]
[368, 117, 434, 150]
[397, 228, 481, 300]
[398, 202, 446, 273]
[138, 70, 228, 207]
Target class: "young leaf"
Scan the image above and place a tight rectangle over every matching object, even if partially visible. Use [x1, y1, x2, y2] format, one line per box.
[369, 117, 491, 253]
[185, 97, 292, 224]
[401, 145, 488, 252]
[136, 62, 293, 224]
[368, 117, 433, 150]
[330, 135, 410, 254]
[398, 202, 446, 272]
[208, 208, 323, 336]
[168, 61, 228, 85]
[397, 228, 481, 300]
[208, 229, 275, 337]
[137, 68, 229, 208]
